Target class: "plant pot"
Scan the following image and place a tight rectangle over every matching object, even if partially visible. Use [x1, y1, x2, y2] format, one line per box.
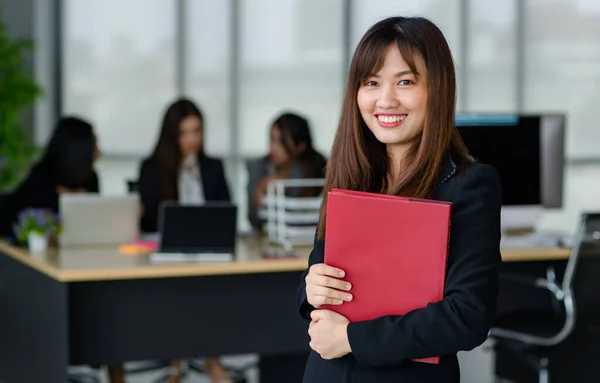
[27, 232, 48, 254]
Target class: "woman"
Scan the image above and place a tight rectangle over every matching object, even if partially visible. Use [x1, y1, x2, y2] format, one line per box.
[247, 112, 327, 230]
[137, 98, 232, 383]
[0, 116, 100, 239]
[138, 98, 231, 233]
[297, 16, 502, 383]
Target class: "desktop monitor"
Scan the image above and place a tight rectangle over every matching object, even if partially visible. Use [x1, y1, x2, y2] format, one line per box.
[455, 114, 565, 231]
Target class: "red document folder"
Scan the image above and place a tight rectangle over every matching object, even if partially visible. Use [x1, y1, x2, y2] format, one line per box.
[322, 188, 451, 364]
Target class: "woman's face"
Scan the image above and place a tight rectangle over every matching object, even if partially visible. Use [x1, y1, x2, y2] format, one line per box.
[269, 125, 292, 167]
[179, 115, 203, 157]
[357, 44, 428, 157]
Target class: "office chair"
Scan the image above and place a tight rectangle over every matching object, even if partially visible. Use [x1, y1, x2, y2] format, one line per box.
[490, 212, 600, 383]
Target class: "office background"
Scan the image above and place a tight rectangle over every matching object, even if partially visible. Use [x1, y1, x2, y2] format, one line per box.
[4, 0, 600, 233]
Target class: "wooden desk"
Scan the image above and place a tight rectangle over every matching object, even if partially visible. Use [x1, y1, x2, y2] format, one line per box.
[0, 238, 570, 283]
[501, 247, 570, 262]
[0, 239, 571, 383]
[0, 237, 312, 383]
[0, 236, 311, 282]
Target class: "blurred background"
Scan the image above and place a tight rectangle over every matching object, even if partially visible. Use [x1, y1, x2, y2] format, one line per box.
[3, 0, 599, 234]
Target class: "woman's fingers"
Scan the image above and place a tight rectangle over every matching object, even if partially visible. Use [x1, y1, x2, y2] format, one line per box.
[311, 263, 345, 278]
[315, 274, 352, 291]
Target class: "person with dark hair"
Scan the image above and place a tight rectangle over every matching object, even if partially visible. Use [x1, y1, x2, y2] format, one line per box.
[137, 98, 232, 383]
[247, 112, 327, 230]
[0, 116, 100, 238]
[297, 16, 502, 382]
[138, 98, 231, 233]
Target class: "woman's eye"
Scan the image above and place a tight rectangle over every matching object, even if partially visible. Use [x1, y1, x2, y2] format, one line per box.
[399, 79, 414, 86]
[364, 80, 378, 86]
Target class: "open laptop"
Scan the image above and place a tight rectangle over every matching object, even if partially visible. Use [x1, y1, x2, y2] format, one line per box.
[150, 203, 237, 262]
[59, 194, 139, 247]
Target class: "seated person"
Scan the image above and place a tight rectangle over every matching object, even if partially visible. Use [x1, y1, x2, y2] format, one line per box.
[137, 98, 232, 383]
[0, 116, 100, 239]
[138, 98, 231, 233]
[0, 117, 125, 382]
[247, 112, 327, 231]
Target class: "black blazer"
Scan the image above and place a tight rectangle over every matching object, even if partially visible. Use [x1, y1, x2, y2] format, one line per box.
[137, 154, 231, 233]
[0, 164, 100, 239]
[296, 155, 502, 383]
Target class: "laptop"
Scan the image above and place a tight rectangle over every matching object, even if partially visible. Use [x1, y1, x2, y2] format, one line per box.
[59, 194, 139, 247]
[150, 203, 237, 263]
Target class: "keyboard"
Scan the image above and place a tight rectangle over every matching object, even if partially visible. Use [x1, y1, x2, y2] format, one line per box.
[149, 252, 233, 263]
[500, 233, 572, 249]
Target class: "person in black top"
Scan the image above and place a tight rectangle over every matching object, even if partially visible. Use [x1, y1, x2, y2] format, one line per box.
[297, 16, 502, 383]
[0, 116, 100, 240]
[137, 98, 231, 234]
[136, 98, 232, 383]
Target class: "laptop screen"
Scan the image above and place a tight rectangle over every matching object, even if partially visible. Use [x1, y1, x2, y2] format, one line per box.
[158, 204, 237, 253]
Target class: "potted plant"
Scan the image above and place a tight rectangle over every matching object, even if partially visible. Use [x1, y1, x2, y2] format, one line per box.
[0, 8, 43, 192]
[13, 208, 62, 253]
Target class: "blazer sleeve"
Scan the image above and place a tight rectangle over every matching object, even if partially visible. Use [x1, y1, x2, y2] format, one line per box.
[215, 159, 231, 202]
[297, 231, 326, 321]
[346, 164, 502, 368]
[138, 160, 159, 233]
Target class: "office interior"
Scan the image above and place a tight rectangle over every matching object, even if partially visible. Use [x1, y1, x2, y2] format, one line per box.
[1, 0, 600, 382]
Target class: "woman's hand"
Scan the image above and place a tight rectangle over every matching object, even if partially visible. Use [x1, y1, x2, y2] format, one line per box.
[305, 263, 353, 308]
[309, 309, 351, 360]
[253, 175, 276, 206]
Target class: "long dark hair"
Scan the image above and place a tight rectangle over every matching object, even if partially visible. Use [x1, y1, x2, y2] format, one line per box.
[151, 98, 204, 201]
[272, 112, 326, 196]
[317, 16, 472, 239]
[272, 112, 324, 177]
[36, 116, 97, 190]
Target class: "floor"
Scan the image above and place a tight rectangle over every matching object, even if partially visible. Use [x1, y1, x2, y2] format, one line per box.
[90, 342, 497, 383]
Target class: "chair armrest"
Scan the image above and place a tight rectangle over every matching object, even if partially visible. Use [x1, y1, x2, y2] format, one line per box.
[500, 266, 565, 301]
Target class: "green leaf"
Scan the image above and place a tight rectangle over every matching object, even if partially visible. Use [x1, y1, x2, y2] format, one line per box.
[0, 6, 42, 192]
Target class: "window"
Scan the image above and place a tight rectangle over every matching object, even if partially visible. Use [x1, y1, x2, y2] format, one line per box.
[62, 0, 177, 156]
[465, 0, 517, 112]
[238, 0, 345, 157]
[183, 0, 232, 157]
[524, 0, 600, 159]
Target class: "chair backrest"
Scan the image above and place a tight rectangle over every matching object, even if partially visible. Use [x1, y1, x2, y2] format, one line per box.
[563, 212, 600, 322]
[127, 179, 139, 193]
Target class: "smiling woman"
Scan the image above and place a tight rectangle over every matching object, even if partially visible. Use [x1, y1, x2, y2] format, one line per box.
[296, 16, 502, 383]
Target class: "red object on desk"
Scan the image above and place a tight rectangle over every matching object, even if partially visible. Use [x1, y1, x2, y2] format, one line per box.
[322, 188, 451, 364]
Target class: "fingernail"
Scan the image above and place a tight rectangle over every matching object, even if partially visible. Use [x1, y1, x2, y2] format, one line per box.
[346, 283, 351, 290]
[346, 294, 353, 301]
[335, 299, 342, 304]
[339, 270, 345, 277]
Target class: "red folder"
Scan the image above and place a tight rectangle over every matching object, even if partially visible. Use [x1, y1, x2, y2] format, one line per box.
[322, 188, 451, 364]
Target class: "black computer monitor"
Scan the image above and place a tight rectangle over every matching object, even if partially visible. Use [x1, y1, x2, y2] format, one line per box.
[456, 114, 565, 230]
